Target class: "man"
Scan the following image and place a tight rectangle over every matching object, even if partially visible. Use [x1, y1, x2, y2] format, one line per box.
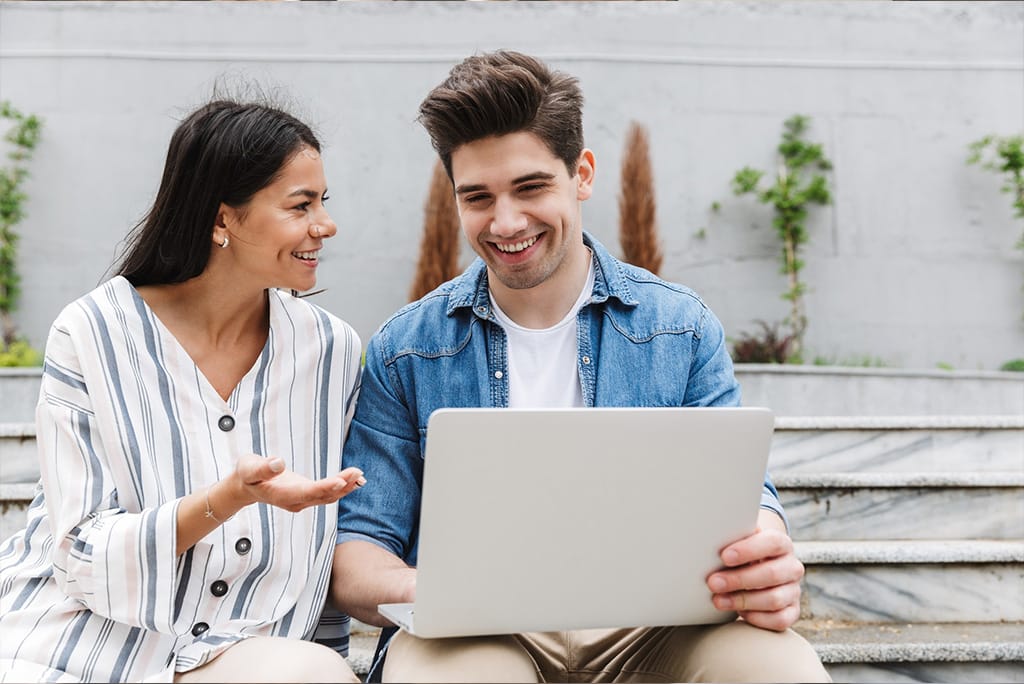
[333, 50, 830, 683]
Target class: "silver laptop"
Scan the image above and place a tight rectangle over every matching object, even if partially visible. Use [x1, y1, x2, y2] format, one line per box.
[378, 406, 775, 638]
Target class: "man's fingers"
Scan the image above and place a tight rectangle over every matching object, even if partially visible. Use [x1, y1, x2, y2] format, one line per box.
[708, 555, 804, 594]
[720, 527, 793, 567]
[737, 603, 802, 633]
[712, 581, 801, 614]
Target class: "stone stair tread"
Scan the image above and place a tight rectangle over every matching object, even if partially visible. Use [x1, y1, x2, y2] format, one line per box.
[774, 415, 1024, 429]
[795, 539, 1024, 564]
[775, 471, 1024, 487]
[0, 482, 37, 498]
[345, 632, 378, 677]
[0, 422, 34, 437]
[3, 414, 1022, 435]
[793, 620, 1024, 663]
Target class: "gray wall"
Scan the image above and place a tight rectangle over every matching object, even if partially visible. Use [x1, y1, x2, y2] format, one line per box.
[1, 1, 1021, 370]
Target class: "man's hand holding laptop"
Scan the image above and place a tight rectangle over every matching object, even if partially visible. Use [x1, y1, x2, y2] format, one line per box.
[707, 509, 805, 632]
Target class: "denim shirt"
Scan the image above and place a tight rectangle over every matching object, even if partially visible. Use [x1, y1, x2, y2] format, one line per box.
[337, 232, 786, 566]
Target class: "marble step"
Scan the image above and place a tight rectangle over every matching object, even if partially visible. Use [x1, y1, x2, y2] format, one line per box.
[797, 540, 1024, 624]
[793, 620, 1024, 684]
[776, 472, 1024, 541]
[770, 416, 1024, 475]
[5, 416, 1022, 486]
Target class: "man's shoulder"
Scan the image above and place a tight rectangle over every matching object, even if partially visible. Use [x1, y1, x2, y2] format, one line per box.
[605, 260, 712, 324]
[370, 273, 478, 359]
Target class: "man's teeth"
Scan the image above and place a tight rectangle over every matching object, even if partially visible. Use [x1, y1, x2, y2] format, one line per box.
[495, 236, 538, 253]
[293, 250, 319, 260]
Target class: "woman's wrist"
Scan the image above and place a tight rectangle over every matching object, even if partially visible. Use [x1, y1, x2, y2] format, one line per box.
[207, 473, 249, 523]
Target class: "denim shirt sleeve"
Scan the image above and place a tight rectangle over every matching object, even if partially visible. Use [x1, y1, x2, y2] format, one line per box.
[336, 332, 423, 562]
[684, 304, 788, 530]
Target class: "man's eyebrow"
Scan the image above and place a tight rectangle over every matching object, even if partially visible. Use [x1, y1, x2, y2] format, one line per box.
[512, 172, 556, 185]
[455, 172, 556, 196]
[454, 183, 486, 196]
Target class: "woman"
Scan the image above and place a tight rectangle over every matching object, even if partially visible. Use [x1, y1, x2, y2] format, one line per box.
[0, 98, 365, 682]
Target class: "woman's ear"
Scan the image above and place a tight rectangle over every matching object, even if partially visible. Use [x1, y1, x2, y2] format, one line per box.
[213, 203, 231, 248]
[576, 149, 596, 201]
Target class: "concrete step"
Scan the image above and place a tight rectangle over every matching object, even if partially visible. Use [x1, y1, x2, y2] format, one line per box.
[793, 620, 1024, 683]
[770, 416, 1024, 475]
[5, 366, 1023, 423]
[777, 472, 1024, 541]
[1, 483, 37, 541]
[0, 422, 36, 483]
[737, 365, 1024, 417]
[0, 368, 41, 423]
[346, 629, 378, 680]
[796, 540, 1024, 623]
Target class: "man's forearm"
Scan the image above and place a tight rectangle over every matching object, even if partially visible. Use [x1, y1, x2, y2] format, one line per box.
[331, 540, 417, 627]
[758, 507, 788, 534]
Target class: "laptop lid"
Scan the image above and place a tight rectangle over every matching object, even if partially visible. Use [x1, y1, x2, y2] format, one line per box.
[387, 406, 774, 639]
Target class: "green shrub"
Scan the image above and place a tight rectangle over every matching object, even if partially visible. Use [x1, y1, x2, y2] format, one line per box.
[0, 337, 42, 367]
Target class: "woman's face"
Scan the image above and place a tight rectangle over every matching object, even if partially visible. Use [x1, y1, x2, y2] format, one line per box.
[221, 146, 336, 293]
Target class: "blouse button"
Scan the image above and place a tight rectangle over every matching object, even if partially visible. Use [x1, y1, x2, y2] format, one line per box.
[210, 580, 229, 597]
[191, 622, 210, 637]
[494, 370, 503, 379]
[235, 537, 252, 555]
[218, 415, 235, 432]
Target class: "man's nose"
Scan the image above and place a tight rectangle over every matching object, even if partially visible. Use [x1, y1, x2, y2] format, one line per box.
[490, 196, 528, 237]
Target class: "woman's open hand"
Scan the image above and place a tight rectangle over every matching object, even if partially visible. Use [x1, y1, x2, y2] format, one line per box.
[232, 454, 366, 513]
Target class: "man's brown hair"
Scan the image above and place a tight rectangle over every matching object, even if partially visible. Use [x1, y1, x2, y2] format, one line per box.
[418, 50, 585, 180]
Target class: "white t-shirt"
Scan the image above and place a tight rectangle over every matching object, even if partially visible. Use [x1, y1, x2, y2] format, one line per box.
[490, 258, 596, 409]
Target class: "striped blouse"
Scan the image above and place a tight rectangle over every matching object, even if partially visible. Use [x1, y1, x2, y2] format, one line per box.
[0, 277, 362, 682]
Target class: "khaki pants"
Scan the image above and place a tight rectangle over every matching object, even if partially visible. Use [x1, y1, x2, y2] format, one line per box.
[384, 622, 831, 683]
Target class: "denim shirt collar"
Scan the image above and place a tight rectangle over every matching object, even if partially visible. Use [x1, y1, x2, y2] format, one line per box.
[444, 231, 640, 319]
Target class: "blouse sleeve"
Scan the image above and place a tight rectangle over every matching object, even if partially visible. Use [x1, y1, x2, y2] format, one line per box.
[37, 321, 181, 633]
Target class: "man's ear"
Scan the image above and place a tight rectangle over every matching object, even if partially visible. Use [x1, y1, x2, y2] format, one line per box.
[576, 149, 596, 201]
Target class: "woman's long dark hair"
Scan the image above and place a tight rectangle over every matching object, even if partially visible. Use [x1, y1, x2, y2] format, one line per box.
[117, 99, 320, 286]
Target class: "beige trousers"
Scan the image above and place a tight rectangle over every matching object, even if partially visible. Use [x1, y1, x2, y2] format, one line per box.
[174, 636, 360, 683]
[384, 622, 831, 683]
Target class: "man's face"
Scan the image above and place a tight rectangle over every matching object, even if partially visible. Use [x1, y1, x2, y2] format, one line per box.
[451, 131, 594, 292]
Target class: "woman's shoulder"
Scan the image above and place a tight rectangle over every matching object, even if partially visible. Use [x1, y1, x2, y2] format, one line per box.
[50, 276, 135, 331]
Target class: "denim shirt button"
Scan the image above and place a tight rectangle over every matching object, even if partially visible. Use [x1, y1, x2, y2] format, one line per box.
[494, 370, 503, 379]
[477, 306, 488, 315]
[582, 356, 591, 365]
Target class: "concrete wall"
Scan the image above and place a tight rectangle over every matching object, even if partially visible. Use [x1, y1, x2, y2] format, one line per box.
[1, 1, 1021, 371]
